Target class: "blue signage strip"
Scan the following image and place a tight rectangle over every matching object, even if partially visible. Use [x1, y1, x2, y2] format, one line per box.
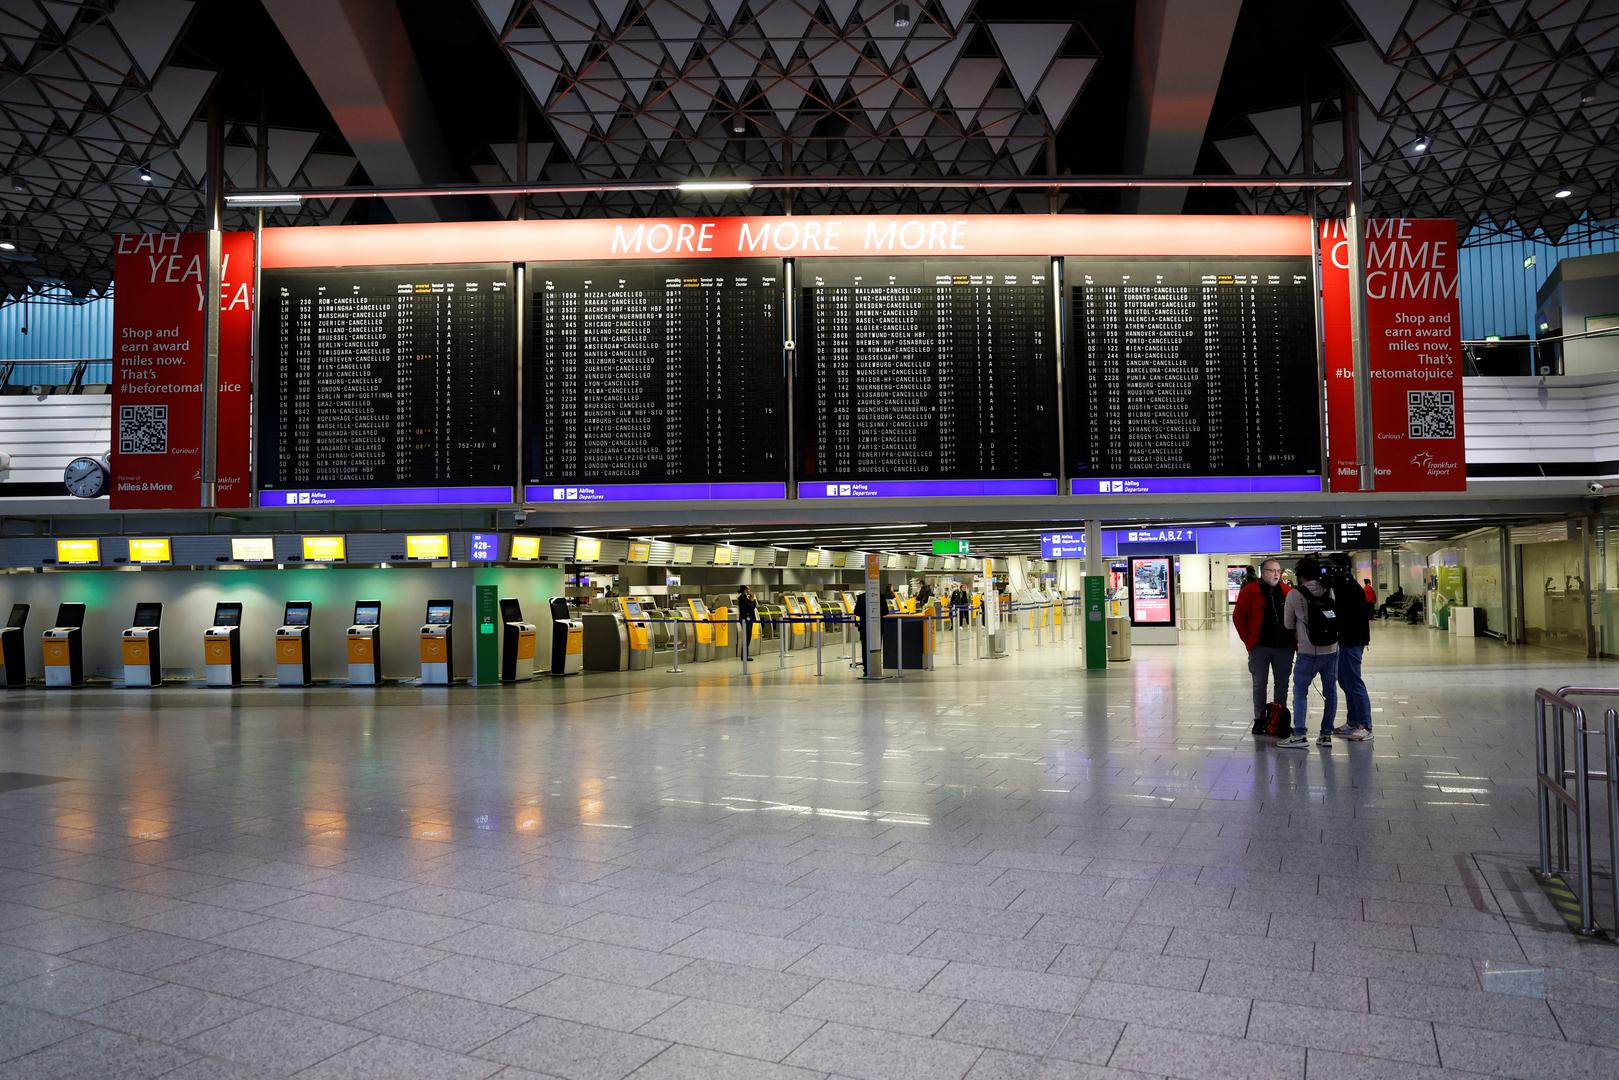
[800, 478, 1059, 499]
[1071, 475, 1322, 496]
[260, 486, 513, 508]
[526, 482, 787, 502]
[1041, 525, 1283, 559]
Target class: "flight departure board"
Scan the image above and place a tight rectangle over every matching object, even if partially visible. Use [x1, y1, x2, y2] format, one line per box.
[1068, 257, 1319, 480]
[525, 260, 786, 496]
[257, 264, 515, 501]
[797, 258, 1058, 488]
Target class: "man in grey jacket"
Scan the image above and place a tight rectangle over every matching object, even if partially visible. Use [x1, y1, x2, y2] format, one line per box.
[1279, 556, 1339, 748]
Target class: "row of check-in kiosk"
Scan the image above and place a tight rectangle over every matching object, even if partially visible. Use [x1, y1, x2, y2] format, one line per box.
[577, 590, 974, 670]
[0, 589, 995, 686]
[0, 596, 584, 688]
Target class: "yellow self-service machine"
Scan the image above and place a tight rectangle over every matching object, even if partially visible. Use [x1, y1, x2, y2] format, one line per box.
[616, 598, 653, 669]
[686, 599, 714, 662]
[500, 597, 535, 682]
[121, 602, 163, 688]
[346, 601, 382, 686]
[419, 600, 453, 685]
[1, 603, 28, 688]
[42, 602, 86, 688]
[204, 602, 244, 686]
[275, 601, 313, 687]
[546, 597, 583, 676]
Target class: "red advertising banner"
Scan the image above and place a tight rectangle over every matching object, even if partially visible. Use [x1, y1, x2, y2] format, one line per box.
[261, 213, 1313, 268]
[216, 232, 254, 506]
[111, 232, 253, 509]
[1320, 218, 1466, 492]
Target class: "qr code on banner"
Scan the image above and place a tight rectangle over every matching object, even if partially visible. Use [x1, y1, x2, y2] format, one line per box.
[1407, 390, 1455, 439]
[118, 405, 168, 454]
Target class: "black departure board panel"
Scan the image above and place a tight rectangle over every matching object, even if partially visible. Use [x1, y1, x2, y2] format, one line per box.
[525, 260, 786, 487]
[797, 258, 1057, 482]
[257, 264, 515, 495]
[1068, 257, 1319, 477]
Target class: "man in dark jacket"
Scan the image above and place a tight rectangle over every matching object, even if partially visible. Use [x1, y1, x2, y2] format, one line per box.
[1233, 558, 1294, 735]
[1327, 554, 1373, 740]
[736, 586, 758, 663]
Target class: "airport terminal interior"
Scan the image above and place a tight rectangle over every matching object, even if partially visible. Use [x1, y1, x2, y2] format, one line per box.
[2, 1, 1619, 1078]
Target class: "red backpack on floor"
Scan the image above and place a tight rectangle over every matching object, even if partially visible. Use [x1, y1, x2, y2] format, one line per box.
[1264, 702, 1292, 738]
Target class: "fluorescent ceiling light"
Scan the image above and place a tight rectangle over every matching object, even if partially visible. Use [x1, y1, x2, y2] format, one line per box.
[0, 241, 14, 251]
[225, 193, 304, 208]
[1412, 139, 1428, 152]
[1554, 187, 1573, 199]
[677, 180, 753, 193]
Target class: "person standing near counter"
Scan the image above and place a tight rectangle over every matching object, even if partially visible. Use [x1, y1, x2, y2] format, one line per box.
[736, 585, 757, 663]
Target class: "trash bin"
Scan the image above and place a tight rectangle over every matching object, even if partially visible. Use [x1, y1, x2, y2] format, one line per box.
[1106, 616, 1132, 662]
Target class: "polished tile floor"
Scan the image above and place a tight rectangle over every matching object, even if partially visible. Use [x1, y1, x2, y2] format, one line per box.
[0, 622, 1616, 1079]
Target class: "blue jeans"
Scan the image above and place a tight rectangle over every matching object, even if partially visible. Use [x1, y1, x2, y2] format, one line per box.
[1337, 645, 1371, 730]
[1291, 651, 1339, 737]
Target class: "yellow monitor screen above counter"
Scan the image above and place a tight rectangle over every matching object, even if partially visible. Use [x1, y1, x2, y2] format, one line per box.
[804, 550, 820, 567]
[575, 537, 601, 561]
[510, 535, 541, 561]
[737, 547, 756, 565]
[713, 546, 733, 565]
[56, 538, 99, 564]
[302, 536, 346, 562]
[231, 537, 275, 562]
[405, 534, 449, 560]
[626, 541, 650, 563]
[673, 545, 694, 564]
[127, 538, 171, 564]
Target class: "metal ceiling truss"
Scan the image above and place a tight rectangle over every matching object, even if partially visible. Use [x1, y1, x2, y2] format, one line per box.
[0, 0, 359, 300]
[1218, 0, 1619, 242]
[472, 0, 1101, 216]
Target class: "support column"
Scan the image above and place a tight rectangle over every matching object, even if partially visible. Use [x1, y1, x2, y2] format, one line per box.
[1343, 88, 1376, 491]
[200, 98, 223, 509]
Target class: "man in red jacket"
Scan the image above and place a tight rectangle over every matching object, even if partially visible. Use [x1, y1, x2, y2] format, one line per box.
[1233, 559, 1294, 735]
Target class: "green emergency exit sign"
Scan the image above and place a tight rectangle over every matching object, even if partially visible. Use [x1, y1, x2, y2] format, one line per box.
[932, 539, 970, 555]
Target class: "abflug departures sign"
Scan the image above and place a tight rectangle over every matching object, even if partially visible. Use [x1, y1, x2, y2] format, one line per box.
[216, 213, 1453, 508]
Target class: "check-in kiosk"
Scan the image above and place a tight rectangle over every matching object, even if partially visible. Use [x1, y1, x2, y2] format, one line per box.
[500, 598, 536, 682]
[613, 598, 653, 669]
[546, 597, 583, 676]
[42, 602, 87, 688]
[275, 601, 314, 687]
[0, 604, 27, 688]
[686, 599, 714, 662]
[781, 595, 807, 649]
[121, 602, 163, 688]
[346, 600, 382, 686]
[204, 602, 244, 686]
[419, 600, 453, 684]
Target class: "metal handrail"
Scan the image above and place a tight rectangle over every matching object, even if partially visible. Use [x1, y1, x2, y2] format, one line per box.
[1533, 685, 1619, 936]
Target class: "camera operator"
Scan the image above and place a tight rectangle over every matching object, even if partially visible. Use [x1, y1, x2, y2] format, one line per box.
[1325, 553, 1373, 741]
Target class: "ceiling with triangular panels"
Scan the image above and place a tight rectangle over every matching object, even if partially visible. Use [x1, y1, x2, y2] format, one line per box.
[3, 0, 1615, 301]
[1216, 0, 1619, 242]
[471, 0, 1100, 217]
[0, 0, 356, 299]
